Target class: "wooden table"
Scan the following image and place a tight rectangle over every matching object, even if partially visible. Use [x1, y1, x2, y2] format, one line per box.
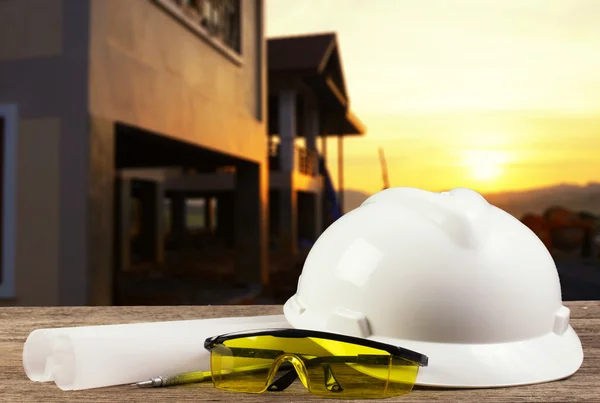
[1, 303, 598, 402]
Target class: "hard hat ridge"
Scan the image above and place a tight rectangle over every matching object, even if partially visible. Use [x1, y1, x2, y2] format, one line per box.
[361, 187, 493, 249]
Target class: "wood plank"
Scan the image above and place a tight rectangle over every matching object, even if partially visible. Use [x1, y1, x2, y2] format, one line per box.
[0, 303, 598, 402]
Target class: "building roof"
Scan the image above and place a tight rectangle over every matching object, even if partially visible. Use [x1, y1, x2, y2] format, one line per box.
[268, 33, 336, 73]
[267, 32, 365, 136]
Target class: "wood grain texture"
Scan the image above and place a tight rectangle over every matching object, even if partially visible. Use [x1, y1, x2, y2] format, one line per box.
[0, 302, 599, 402]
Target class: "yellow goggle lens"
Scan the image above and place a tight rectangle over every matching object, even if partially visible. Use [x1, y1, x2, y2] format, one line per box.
[209, 335, 420, 399]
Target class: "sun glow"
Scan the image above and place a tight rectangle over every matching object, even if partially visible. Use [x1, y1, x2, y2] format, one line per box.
[463, 150, 508, 182]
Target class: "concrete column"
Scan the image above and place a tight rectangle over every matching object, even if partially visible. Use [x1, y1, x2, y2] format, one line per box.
[217, 193, 234, 248]
[234, 162, 268, 285]
[278, 184, 298, 258]
[154, 181, 165, 266]
[205, 196, 215, 232]
[57, 0, 92, 306]
[312, 188, 323, 242]
[88, 116, 115, 305]
[338, 135, 344, 214]
[320, 136, 329, 232]
[304, 106, 319, 152]
[170, 192, 186, 248]
[297, 191, 321, 244]
[277, 91, 298, 259]
[11, 117, 60, 305]
[278, 91, 296, 172]
[303, 105, 322, 236]
[114, 176, 132, 273]
[131, 180, 159, 264]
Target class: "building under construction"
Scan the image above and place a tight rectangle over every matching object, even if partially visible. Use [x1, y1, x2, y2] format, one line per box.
[0, 0, 365, 306]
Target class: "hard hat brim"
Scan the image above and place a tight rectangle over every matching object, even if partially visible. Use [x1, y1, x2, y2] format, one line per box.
[285, 300, 583, 388]
[369, 326, 583, 388]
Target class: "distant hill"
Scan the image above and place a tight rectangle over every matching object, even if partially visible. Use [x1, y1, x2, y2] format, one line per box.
[342, 183, 600, 218]
[483, 182, 600, 218]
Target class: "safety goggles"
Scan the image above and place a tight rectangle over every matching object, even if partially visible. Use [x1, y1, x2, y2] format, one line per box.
[203, 328, 428, 399]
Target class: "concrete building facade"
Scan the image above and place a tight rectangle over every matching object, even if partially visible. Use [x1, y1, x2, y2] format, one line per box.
[0, 0, 267, 305]
[0, 0, 364, 306]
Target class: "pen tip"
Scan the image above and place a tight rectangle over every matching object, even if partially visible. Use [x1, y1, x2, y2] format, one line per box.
[135, 380, 155, 388]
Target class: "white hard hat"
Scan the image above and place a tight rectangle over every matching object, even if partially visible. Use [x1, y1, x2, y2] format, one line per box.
[284, 187, 583, 387]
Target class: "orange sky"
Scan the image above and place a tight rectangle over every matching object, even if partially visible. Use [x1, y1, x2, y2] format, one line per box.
[266, 0, 600, 195]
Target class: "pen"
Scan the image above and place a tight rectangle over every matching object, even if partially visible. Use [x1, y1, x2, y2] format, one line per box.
[136, 363, 276, 388]
[135, 370, 212, 388]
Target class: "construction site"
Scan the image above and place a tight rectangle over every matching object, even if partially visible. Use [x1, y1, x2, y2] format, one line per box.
[521, 207, 600, 300]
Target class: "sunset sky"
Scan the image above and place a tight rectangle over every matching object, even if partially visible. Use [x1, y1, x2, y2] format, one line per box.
[266, 0, 600, 195]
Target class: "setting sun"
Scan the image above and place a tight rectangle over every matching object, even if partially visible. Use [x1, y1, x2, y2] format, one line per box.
[463, 150, 507, 182]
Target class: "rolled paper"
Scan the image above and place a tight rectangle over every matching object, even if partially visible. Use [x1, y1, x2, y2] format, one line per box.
[23, 314, 290, 390]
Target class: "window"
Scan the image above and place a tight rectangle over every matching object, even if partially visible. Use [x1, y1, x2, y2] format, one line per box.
[185, 197, 218, 233]
[0, 105, 17, 299]
[186, 198, 206, 231]
[157, 0, 242, 58]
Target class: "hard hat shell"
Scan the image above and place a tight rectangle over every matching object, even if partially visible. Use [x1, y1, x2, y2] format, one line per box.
[284, 187, 583, 387]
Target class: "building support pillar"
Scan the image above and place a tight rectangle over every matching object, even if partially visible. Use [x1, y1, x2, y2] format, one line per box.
[114, 176, 131, 274]
[126, 179, 161, 266]
[320, 135, 329, 231]
[337, 135, 344, 214]
[216, 193, 234, 248]
[303, 105, 322, 241]
[170, 192, 186, 249]
[88, 116, 115, 305]
[154, 181, 165, 266]
[234, 162, 269, 285]
[205, 196, 215, 232]
[304, 106, 318, 152]
[277, 91, 298, 259]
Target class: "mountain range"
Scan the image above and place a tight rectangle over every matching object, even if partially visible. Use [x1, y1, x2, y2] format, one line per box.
[343, 182, 600, 219]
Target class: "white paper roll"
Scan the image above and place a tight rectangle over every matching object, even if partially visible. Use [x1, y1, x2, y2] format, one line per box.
[23, 314, 290, 390]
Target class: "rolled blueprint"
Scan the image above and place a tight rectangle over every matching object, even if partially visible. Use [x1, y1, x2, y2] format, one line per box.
[23, 314, 290, 391]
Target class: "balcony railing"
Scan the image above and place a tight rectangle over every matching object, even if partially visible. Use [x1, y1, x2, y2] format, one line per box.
[296, 146, 319, 177]
[268, 144, 319, 177]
